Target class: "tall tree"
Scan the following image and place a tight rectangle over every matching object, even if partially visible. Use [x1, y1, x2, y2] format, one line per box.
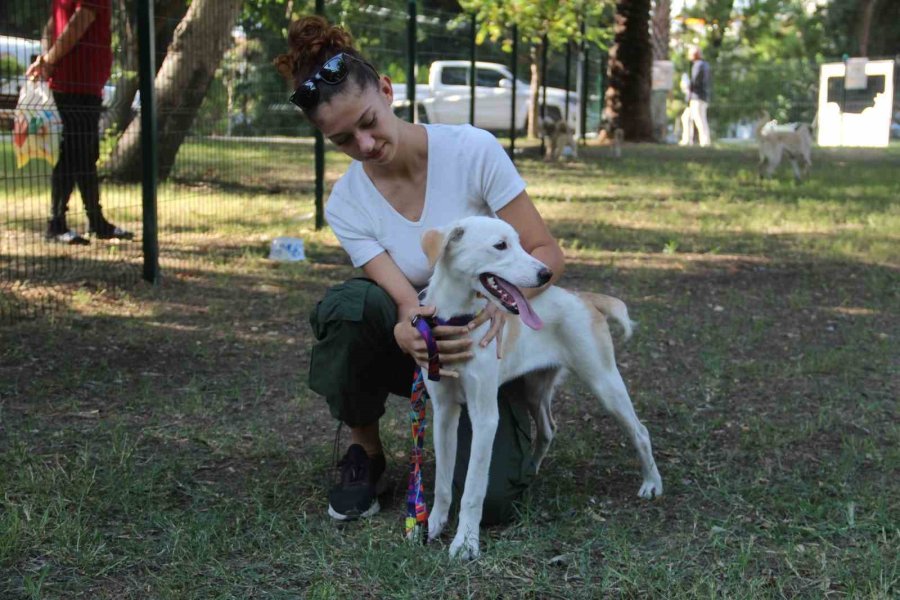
[459, 0, 611, 138]
[651, 0, 670, 60]
[604, 0, 653, 141]
[108, 0, 243, 181]
[107, 0, 188, 137]
[649, 0, 672, 141]
[824, 0, 898, 57]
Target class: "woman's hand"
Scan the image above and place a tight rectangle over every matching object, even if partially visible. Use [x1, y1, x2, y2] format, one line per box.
[469, 302, 507, 359]
[26, 56, 54, 80]
[394, 305, 474, 378]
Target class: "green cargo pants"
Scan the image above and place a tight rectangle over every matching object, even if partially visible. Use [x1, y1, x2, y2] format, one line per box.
[308, 278, 536, 525]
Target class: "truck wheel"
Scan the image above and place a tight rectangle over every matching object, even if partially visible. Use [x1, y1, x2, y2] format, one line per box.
[416, 104, 430, 124]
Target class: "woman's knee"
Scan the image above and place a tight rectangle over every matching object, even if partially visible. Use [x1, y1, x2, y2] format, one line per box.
[309, 278, 396, 343]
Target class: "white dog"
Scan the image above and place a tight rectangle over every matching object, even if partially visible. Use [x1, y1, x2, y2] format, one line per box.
[756, 112, 813, 181]
[539, 117, 579, 162]
[419, 216, 663, 559]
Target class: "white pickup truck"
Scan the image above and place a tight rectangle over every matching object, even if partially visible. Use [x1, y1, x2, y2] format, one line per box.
[392, 60, 578, 132]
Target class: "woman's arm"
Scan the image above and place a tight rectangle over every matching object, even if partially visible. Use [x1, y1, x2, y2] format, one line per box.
[495, 190, 565, 297]
[362, 252, 473, 377]
[362, 252, 421, 324]
[27, 6, 97, 79]
[45, 6, 96, 65]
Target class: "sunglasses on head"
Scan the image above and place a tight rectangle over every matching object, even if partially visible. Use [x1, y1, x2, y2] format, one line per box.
[289, 52, 377, 111]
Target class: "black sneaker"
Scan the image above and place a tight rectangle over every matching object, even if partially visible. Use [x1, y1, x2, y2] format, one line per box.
[92, 225, 134, 241]
[327, 444, 387, 521]
[46, 229, 90, 245]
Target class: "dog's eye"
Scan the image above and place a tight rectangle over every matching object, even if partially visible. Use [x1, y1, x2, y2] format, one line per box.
[493, 241, 507, 251]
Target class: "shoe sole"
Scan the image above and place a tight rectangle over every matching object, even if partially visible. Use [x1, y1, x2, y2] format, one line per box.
[327, 476, 388, 522]
[328, 498, 380, 521]
[46, 237, 90, 245]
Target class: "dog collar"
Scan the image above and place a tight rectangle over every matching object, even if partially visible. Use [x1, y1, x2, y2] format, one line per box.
[411, 313, 475, 381]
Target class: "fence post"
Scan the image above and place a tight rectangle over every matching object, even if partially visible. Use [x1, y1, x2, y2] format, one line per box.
[138, 0, 159, 284]
[509, 23, 518, 162]
[469, 13, 476, 125]
[407, 0, 417, 123]
[599, 53, 607, 126]
[580, 20, 588, 143]
[564, 41, 571, 123]
[540, 34, 548, 157]
[314, 0, 325, 230]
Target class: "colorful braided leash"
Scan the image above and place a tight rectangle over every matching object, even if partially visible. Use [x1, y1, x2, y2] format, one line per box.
[404, 313, 474, 541]
[405, 367, 430, 539]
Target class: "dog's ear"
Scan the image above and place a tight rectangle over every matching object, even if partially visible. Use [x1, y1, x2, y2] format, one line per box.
[447, 226, 464, 245]
[422, 226, 465, 268]
[421, 229, 445, 268]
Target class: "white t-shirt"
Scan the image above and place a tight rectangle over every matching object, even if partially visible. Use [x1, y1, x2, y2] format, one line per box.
[325, 124, 526, 288]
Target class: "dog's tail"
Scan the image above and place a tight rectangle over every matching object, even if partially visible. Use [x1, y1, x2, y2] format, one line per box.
[578, 292, 634, 341]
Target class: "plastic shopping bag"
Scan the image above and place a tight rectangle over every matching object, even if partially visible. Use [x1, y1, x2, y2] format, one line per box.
[12, 80, 61, 168]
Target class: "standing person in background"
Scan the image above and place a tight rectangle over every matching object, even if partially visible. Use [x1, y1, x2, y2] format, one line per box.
[26, 0, 133, 245]
[686, 46, 712, 147]
[677, 72, 692, 146]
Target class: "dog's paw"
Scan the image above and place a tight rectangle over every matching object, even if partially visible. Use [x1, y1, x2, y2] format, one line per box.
[449, 531, 480, 560]
[427, 512, 448, 542]
[638, 475, 663, 499]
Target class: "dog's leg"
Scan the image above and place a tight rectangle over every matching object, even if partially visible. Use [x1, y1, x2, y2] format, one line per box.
[521, 369, 562, 472]
[449, 376, 499, 560]
[587, 368, 663, 499]
[613, 129, 623, 158]
[549, 132, 560, 162]
[768, 146, 783, 178]
[428, 397, 461, 542]
[789, 154, 802, 182]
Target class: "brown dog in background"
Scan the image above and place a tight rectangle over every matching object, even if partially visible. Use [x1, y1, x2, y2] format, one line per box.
[540, 117, 579, 162]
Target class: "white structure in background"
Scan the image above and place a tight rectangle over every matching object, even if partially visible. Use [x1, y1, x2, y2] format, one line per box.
[817, 59, 895, 147]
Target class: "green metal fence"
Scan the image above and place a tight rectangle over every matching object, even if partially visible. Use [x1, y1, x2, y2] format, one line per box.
[0, 1, 609, 322]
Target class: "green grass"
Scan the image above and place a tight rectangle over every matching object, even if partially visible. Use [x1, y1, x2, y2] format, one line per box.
[1, 140, 898, 598]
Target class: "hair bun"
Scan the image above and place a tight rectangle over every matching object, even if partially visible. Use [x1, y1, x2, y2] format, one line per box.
[274, 15, 356, 85]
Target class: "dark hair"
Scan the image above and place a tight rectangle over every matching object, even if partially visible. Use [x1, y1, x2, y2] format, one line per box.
[273, 16, 380, 115]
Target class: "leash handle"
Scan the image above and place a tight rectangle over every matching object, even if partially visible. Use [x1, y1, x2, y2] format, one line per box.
[412, 311, 478, 383]
[412, 315, 442, 381]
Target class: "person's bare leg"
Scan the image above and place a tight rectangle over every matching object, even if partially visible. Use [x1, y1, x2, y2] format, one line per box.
[350, 421, 383, 457]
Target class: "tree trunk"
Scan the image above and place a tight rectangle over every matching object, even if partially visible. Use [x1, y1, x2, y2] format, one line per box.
[108, 0, 138, 135]
[857, 0, 876, 56]
[603, 0, 654, 142]
[107, 0, 188, 136]
[651, 0, 670, 60]
[107, 0, 242, 181]
[527, 43, 543, 139]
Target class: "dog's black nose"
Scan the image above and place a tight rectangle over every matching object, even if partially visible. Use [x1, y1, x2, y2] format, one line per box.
[537, 268, 553, 286]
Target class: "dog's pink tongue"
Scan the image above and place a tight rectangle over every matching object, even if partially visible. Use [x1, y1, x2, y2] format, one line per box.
[507, 285, 543, 330]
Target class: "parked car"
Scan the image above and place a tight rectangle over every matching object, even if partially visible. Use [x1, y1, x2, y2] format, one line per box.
[392, 60, 578, 132]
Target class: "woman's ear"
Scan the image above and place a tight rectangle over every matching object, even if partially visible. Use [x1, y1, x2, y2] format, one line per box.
[379, 74, 393, 103]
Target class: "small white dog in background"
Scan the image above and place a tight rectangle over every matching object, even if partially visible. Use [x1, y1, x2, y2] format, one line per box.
[539, 117, 579, 162]
[756, 111, 813, 181]
[420, 216, 662, 560]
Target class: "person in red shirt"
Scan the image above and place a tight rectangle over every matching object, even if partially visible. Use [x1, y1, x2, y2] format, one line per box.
[27, 0, 132, 244]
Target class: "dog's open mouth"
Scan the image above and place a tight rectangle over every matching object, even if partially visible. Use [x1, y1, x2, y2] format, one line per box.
[478, 273, 543, 330]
